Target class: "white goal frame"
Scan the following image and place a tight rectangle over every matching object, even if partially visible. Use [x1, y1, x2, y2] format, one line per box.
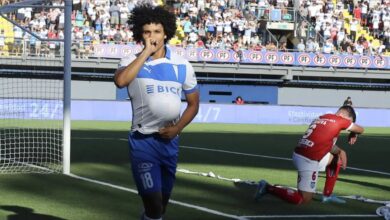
[0, 0, 72, 174]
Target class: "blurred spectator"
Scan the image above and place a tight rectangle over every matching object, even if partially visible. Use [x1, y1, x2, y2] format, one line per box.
[323, 39, 334, 54]
[109, 1, 120, 26]
[343, 97, 353, 106]
[349, 18, 358, 43]
[279, 41, 288, 52]
[306, 37, 315, 52]
[13, 25, 23, 55]
[297, 38, 305, 52]
[235, 96, 244, 105]
[0, 30, 4, 54]
[265, 41, 277, 51]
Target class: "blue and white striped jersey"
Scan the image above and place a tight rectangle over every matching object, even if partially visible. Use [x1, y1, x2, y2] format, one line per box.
[119, 47, 198, 134]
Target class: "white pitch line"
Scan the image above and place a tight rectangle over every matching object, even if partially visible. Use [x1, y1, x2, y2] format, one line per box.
[67, 173, 247, 220]
[363, 136, 390, 140]
[70, 137, 388, 218]
[347, 167, 390, 176]
[68, 173, 380, 220]
[73, 136, 390, 176]
[180, 145, 390, 176]
[242, 214, 379, 219]
[180, 145, 291, 161]
[73, 137, 127, 141]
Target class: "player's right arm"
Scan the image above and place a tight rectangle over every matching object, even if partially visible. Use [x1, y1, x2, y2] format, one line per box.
[348, 123, 364, 134]
[114, 37, 156, 88]
[347, 123, 364, 145]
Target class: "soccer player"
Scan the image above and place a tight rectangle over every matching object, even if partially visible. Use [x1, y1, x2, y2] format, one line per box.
[114, 4, 199, 220]
[255, 105, 364, 204]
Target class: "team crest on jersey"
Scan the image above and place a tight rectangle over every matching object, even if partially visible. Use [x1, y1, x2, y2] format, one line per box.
[310, 181, 316, 189]
[138, 163, 153, 172]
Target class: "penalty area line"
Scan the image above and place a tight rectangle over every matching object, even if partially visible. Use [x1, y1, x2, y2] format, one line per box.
[242, 214, 379, 219]
[72, 137, 390, 176]
[180, 145, 390, 176]
[67, 173, 246, 220]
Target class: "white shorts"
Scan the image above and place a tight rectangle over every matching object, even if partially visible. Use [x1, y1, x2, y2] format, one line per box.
[292, 152, 331, 193]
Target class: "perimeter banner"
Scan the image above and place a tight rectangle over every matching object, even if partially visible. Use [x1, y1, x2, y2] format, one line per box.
[93, 44, 390, 70]
[70, 101, 390, 127]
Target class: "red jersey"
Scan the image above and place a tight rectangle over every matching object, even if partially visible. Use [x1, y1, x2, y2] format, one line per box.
[295, 114, 353, 161]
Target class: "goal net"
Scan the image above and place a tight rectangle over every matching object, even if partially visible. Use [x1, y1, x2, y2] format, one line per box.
[0, 1, 67, 174]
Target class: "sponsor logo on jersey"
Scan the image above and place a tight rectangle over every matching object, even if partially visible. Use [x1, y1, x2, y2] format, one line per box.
[298, 138, 314, 147]
[310, 181, 316, 189]
[146, 85, 154, 94]
[145, 85, 181, 96]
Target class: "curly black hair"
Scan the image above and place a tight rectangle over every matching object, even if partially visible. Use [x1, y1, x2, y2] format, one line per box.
[128, 4, 177, 44]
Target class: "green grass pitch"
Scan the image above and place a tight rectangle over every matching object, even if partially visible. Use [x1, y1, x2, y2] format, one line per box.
[0, 121, 389, 219]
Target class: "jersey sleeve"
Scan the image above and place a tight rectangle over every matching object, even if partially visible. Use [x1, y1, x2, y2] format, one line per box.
[345, 122, 354, 131]
[182, 61, 198, 94]
[338, 116, 353, 130]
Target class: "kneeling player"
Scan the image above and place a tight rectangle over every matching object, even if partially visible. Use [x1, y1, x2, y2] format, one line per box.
[255, 105, 364, 204]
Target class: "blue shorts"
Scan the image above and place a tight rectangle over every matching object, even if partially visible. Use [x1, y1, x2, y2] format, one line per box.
[128, 131, 179, 196]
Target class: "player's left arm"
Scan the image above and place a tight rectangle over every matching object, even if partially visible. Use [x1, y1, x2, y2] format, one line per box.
[159, 61, 200, 139]
[176, 91, 200, 132]
[330, 145, 347, 169]
[159, 91, 199, 139]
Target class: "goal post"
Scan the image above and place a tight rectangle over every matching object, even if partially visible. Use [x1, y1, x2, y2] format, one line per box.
[0, 0, 71, 174]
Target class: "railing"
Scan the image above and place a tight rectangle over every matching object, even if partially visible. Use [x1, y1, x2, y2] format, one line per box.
[91, 44, 390, 70]
[267, 29, 279, 49]
[0, 37, 94, 58]
[0, 37, 389, 70]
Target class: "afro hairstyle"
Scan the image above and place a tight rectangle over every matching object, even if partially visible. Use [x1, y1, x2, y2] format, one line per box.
[128, 4, 177, 44]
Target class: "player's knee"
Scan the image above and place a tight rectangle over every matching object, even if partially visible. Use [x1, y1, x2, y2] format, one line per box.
[300, 191, 314, 204]
[301, 196, 312, 204]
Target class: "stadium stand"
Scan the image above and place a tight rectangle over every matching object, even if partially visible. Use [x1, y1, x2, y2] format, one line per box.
[0, 0, 388, 55]
[0, 0, 389, 105]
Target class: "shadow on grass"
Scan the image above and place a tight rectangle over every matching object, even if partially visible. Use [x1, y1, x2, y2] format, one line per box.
[0, 205, 66, 220]
[173, 173, 380, 216]
[71, 129, 390, 177]
[333, 176, 390, 192]
[0, 174, 139, 219]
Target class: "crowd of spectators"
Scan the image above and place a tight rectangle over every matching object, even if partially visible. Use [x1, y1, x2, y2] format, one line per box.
[297, 0, 390, 55]
[0, 0, 389, 57]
